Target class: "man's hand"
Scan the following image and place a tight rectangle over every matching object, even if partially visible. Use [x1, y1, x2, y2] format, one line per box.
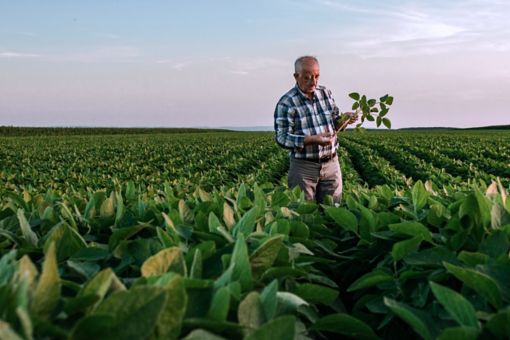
[337, 112, 359, 132]
[345, 112, 359, 124]
[304, 132, 334, 146]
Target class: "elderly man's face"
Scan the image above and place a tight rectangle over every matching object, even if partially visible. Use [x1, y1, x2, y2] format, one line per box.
[294, 61, 320, 96]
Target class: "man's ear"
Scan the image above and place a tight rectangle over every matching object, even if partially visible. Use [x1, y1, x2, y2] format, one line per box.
[293, 73, 299, 81]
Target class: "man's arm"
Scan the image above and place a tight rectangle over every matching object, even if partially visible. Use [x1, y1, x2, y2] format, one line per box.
[274, 102, 333, 148]
[274, 103, 305, 149]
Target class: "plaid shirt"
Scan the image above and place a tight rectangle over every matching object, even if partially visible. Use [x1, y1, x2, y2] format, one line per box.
[274, 85, 342, 159]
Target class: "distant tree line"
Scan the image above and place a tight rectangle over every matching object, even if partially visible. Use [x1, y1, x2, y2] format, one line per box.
[0, 126, 232, 137]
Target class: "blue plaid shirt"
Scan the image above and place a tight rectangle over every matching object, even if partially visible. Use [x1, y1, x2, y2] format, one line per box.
[274, 85, 342, 159]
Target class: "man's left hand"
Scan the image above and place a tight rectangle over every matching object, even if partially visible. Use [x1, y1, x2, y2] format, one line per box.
[345, 112, 358, 124]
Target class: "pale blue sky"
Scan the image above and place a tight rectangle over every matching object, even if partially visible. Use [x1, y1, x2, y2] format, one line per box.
[1, 0, 509, 128]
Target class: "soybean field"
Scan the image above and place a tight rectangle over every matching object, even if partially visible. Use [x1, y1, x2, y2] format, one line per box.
[1, 129, 510, 339]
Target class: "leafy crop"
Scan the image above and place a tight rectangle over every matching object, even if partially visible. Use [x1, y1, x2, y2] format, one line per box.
[1, 130, 509, 339]
[347, 93, 394, 130]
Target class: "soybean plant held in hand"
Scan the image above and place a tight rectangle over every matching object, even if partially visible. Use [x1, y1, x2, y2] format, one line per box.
[348, 92, 394, 130]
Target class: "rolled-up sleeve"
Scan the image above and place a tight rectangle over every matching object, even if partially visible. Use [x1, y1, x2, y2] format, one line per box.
[274, 102, 304, 150]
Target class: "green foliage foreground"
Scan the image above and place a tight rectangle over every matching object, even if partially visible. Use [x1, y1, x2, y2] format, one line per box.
[1, 179, 510, 339]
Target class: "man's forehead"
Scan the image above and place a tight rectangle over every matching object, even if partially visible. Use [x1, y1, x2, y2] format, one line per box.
[300, 63, 320, 73]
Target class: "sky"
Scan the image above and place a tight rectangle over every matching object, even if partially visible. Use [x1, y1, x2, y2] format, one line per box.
[1, 0, 509, 129]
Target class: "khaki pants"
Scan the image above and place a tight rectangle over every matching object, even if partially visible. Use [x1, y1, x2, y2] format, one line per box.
[288, 156, 343, 203]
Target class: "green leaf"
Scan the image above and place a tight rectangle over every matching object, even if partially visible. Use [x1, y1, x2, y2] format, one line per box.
[324, 207, 358, 234]
[352, 102, 360, 110]
[348, 269, 394, 292]
[392, 236, 423, 261]
[230, 233, 253, 291]
[207, 286, 230, 321]
[17, 209, 38, 247]
[44, 222, 87, 260]
[182, 318, 243, 338]
[443, 262, 502, 308]
[260, 280, 278, 320]
[358, 205, 376, 240]
[382, 118, 391, 129]
[63, 294, 100, 315]
[208, 212, 222, 233]
[233, 207, 258, 238]
[458, 251, 489, 266]
[32, 242, 60, 317]
[411, 180, 429, 212]
[249, 235, 284, 279]
[437, 327, 480, 340]
[386, 96, 394, 105]
[79, 268, 125, 308]
[276, 292, 308, 315]
[152, 274, 187, 340]
[141, 247, 186, 277]
[157, 227, 176, 248]
[367, 99, 376, 107]
[183, 329, 226, 340]
[486, 310, 510, 339]
[67, 260, 99, 279]
[109, 224, 148, 251]
[72, 286, 167, 340]
[388, 221, 432, 243]
[384, 297, 435, 340]
[245, 315, 296, 340]
[349, 92, 360, 100]
[238, 291, 264, 331]
[115, 192, 124, 226]
[479, 230, 509, 258]
[376, 116, 382, 127]
[312, 313, 379, 340]
[429, 281, 479, 328]
[294, 283, 338, 305]
[190, 249, 203, 279]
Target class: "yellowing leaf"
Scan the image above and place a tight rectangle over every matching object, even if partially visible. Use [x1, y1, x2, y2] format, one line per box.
[154, 275, 187, 340]
[32, 242, 60, 316]
[238, 291, 264, 333]
[179, 200, 194, 224]
[250, 235, 284, 279]
[141, 247, 186, 277]
[17, 209, 38, 247]
[16, 255, 38, 287]
[223, 202, 235, 229]
[99, 192, 115, 218]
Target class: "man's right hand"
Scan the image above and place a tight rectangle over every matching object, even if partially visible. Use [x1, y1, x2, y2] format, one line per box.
[304, 132, 334, 146]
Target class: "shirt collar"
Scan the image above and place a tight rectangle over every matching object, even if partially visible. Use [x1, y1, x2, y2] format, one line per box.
[295, 84, 317, 101]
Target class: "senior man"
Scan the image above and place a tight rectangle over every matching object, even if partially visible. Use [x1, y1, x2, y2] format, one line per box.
[274, 56, 357, 203]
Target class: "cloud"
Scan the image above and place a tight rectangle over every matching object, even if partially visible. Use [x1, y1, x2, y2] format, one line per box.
[313, 0, 510, 58]
[62, 46, 141, 63]
[156, 59, 193, 71]
[225, 57, 287, 75]
[0, 51, 41, 58]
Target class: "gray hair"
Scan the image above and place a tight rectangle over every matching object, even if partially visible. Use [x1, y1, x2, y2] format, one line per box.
[294, 56, 319, 73]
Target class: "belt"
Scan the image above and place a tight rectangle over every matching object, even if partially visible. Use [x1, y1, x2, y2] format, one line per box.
[307, 153, 337, 163]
